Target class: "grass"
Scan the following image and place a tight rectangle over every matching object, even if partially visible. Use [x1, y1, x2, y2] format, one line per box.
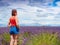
[0, 31, 60, 45]
[26, 32, 60, 45]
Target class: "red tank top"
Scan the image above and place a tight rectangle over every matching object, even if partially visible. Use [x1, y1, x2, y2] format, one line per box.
[10, 17, 16, 26]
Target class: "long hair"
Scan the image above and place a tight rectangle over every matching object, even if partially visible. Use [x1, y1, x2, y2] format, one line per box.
[12, 9, 17, 16]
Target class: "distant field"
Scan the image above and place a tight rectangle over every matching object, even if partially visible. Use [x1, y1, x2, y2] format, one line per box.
[0, 26, 60, 34]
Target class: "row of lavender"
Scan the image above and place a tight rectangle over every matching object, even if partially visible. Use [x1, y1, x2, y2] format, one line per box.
[0, 26, 60, 34]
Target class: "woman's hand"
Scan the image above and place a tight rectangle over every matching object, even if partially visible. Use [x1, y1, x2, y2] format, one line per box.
[16, 25, 19, 29]
[8, 24, 11, 27]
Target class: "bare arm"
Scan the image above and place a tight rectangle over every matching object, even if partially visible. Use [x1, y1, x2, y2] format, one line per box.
[15, 16, 19, 28]
[8, 18, 11, 27]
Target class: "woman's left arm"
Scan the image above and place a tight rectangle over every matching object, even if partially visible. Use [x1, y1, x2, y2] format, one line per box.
[15, 16, 19, 28]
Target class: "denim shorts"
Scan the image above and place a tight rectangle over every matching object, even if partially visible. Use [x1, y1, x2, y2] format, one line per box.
[10, 26, 19, 34]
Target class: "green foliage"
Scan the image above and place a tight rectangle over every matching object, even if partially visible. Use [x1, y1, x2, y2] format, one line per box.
[26, 32, 60, 45]
[1, 32, 10, 45]
[18, 33, 24, 45]
[0, 32, 60, 45]
[2, 32, 10, 42]
[23, 32, 31, 38]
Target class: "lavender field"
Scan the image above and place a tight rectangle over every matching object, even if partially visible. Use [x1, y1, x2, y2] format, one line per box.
[0, 26, 60, 34]
[0, 26, 60, 45]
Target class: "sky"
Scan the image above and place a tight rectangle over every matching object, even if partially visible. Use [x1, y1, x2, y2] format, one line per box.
[0, 0, 60, 27]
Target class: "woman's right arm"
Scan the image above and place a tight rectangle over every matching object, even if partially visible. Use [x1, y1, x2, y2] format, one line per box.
[8, 18, 11, 27]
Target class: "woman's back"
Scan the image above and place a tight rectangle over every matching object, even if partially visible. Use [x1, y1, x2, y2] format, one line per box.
[10, 16, 16, 26]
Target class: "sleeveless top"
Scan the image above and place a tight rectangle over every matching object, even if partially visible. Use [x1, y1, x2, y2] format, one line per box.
[10, 17, 16, 26]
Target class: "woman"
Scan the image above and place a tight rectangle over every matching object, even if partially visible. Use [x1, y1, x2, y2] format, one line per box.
[8, 9, 19, 45]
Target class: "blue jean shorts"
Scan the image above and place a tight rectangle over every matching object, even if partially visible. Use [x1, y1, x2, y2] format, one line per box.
[10, 26, 19, 34]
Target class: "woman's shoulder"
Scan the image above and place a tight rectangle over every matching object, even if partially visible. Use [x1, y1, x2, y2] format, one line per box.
[10, 16, 15, 19]
[15, 16, 18, 19]
[9, 16, 18, 20]
[9, 17, 14, 21]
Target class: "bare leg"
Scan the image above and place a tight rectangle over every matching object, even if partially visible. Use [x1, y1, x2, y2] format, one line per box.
[10, 35, 14, 45]
[14, 35, 18, 45]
